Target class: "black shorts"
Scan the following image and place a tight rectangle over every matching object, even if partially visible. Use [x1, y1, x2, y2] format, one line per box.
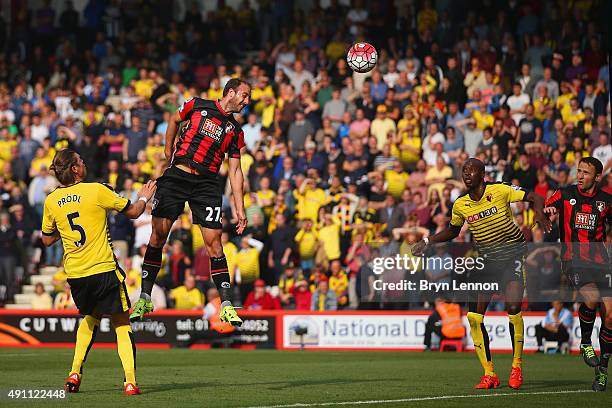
[468, 255, 526, 292]
[561, 261, 612, 297]
[151, 166, 223, 229]
[67, 270, 130, 316]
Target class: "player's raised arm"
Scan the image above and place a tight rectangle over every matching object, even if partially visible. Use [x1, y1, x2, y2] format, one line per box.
[165, 97, 195, 161]
[228, 155, 247, 234]
[524, 190, 552, 232]
[122, 180, 157, 219]
[413, 203, 464, 256]
[164, 110, 183, 161]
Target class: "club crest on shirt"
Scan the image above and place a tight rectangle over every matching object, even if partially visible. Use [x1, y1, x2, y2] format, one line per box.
[596, 201, 605, 212]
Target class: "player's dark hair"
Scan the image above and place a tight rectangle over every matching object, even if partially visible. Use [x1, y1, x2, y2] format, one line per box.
[223, 78, 250, 97]
[50, 148, 79, 185]
[464, 158, 485, 173]
[579, 157, 603, 175]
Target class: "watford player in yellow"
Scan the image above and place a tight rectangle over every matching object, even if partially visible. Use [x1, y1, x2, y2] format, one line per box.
[414, 158, 551, 390]
[41, 149, 156, 396]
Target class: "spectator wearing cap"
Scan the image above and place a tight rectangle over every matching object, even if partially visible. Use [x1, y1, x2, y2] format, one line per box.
[295, 141, 325, 175]
[244, 279, 280, 310]
[311, 275, 337, 311]
[370, 104, 396, 150]
[287, 109, 314, 156]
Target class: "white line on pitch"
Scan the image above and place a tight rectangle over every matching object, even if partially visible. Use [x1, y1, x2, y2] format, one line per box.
[244, 390, 592, 408]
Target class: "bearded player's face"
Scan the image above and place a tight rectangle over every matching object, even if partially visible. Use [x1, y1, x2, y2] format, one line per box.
[576, 162, 599, 192]
[229, 84, 251, 113]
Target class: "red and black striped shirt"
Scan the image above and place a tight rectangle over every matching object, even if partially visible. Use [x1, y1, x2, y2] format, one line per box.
[545, 185, 611, 265]
[173, 97, 245, 174]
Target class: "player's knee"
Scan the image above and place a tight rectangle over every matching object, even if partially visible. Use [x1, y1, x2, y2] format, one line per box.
[149, 231, 167, 247]
[204, 238, 223, 257]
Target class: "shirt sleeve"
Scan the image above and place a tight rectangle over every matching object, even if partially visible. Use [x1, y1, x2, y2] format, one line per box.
[449, 201, 465, 228]
[229, 129, 245, 158]
[177, 97, 196, 121]
[97, 183, 130, 212]
[41, 199, 57, 236]
[544, 189, 563, 211]
[502, 182, 527, 203]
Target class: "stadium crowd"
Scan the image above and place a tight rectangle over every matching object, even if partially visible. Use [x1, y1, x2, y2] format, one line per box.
[0, 0, 609, 313]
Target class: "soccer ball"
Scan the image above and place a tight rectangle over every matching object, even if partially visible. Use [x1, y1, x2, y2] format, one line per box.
[346, 42, 378, 73]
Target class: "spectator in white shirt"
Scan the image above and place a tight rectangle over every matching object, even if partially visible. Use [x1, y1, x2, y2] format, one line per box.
[422, 123, 446, 166]
[506, 82, 530, 125]
[592, 133, 612, 174]
[281, 60, 314, 96]
[242, 113, 262, 153]
[30, 114, 49, 144]
[383, 59, 401, 88]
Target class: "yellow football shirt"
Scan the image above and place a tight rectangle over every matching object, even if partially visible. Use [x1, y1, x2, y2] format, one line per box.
[170, 286, 204, 310]
[41, 182, 130, 279]
[450, 182, 527, 260]
[235, 248, 260, 283]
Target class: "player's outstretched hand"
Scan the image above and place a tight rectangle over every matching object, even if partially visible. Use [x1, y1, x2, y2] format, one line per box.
[535, 212, 553, 233]
[412, 239, 427, 257]
[236, 211, 248, 235]
[138, 180, 157, 201]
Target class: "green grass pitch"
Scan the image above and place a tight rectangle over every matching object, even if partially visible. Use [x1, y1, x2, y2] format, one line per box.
[0, 348, 609, 407]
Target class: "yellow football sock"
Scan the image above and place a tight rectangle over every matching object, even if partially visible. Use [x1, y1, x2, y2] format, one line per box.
[467, 312, 495, 376]
[115, 325, 136, 384]
[70, 315, 100, 375]
[508, 312, 524, 369]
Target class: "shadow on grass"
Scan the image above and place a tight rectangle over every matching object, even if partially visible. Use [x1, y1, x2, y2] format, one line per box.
[122, 377, 399, 395]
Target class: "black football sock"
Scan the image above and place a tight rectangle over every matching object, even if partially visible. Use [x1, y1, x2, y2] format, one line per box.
[578, 303, 596, 345]
[210, 255, 232, 302]
[140, 245, 163, 298]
